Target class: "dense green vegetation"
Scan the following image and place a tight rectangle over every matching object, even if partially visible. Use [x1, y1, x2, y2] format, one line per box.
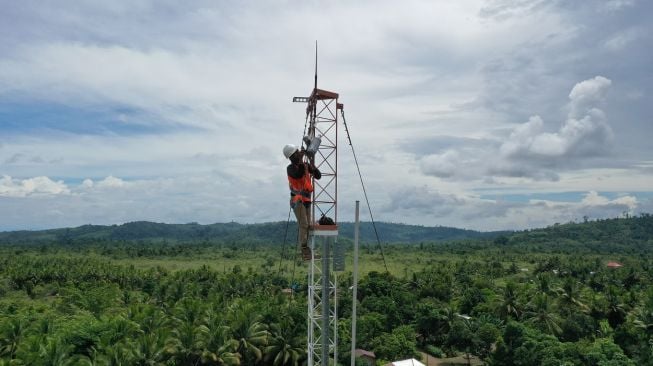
[0, 221, 503, 245]
[1, 214, 652, 365]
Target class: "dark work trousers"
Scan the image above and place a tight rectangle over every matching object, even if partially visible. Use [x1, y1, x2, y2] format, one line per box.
[292, 200, 311, 249]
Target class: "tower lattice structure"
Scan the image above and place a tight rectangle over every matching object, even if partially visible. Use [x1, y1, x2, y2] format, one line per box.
[295, 85, 343, 366]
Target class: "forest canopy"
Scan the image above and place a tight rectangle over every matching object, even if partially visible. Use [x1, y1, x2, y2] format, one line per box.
[1, 214, 652, 365]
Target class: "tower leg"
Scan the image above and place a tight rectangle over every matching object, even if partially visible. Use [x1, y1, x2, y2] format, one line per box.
[307, 231, 338, 366]
[321, 236, 330, 364]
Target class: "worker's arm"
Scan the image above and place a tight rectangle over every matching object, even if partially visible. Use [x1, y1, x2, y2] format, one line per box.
[288, 162, 321, 180]
[287, 163, 305, 179]
[308, 164, 321, 180]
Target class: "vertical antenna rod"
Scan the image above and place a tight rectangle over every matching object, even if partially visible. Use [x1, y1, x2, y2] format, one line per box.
[314, 41, 318, 90]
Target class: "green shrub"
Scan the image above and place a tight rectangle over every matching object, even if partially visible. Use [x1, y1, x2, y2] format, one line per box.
[425, 345, 444, 358]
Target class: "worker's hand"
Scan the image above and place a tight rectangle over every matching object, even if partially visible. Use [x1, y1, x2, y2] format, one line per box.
[309, 162, 318, 172]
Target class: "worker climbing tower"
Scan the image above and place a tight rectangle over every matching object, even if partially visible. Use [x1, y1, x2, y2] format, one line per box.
[293, 45, 343, 366]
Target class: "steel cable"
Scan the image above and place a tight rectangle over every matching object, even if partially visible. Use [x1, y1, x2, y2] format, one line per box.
[340, 108, 389, 273]
[277, 207, 293, 275]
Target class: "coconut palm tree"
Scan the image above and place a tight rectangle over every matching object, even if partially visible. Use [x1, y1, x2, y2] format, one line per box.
[200, 307, 240, 366]
[264, 323, 306, 366]
[232, 319, 268, 364]
[39, 338, 75, 366]
[126, 304, 169, 335]
[604, 286, 628, 328]
[131, 332, 171, 366]
[202, 324, 240, 366]
[0, 317, 26, 360]
[496, 282, 522, 320]
[524, 293, 562, 336]
[556, 277, 589, 314]
[169, 321, 208, 365]
[227, 302, 269, 365]
[103, 315, 142, 347]
[79, 347, 104, 366]
[102, 341, 134, 366]
[175, 298, 207, 328]
[535, 273, 553, 295]
[167, 297, 210, 364]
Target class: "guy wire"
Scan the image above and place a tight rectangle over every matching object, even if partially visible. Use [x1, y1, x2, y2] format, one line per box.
[340, 108, 389, 273]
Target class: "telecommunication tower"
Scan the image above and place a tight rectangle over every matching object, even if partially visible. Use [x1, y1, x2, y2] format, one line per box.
[293, 46, 344, 366]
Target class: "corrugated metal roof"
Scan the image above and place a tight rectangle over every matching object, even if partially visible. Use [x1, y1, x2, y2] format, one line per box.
[391, 359, 426, 366]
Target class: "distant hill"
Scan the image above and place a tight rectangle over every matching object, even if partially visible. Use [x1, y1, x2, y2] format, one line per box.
[0, 221, 503, 245]
[493, 214, 653, 253]
[4, 214, 649, 248]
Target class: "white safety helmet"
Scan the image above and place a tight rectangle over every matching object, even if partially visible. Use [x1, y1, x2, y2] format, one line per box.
[283, 144, 298, 159]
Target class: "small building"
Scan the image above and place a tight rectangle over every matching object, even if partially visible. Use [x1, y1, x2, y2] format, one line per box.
[607, 261, 623, 268]
[389, 359, 426, 366]
[355, 349, 376, 366]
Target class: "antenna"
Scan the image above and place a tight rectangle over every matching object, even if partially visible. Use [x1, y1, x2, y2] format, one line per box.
[314, 41, 318, 90]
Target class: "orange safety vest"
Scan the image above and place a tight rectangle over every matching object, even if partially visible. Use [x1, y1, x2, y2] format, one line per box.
[288, 164, 313, 206]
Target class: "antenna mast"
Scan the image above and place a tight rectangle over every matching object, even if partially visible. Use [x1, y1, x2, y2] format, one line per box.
[314, 41, 318, 90]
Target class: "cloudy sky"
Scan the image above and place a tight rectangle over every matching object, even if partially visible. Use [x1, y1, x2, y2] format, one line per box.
[1, 0, 652, 231]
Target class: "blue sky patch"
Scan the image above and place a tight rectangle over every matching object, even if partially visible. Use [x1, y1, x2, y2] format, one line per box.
[0, 101, 176, 136]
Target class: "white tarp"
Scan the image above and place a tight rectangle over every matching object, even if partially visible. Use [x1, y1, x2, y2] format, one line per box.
[392, 359, 426, 366]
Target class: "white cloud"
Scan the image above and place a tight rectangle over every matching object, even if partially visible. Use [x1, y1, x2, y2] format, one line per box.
[502, 76, 613, 160]
[0, 172, 289, 230]
[95, 175, 127, 189]
[381, 186, 641, 230]
[580, 190, 637, 210]
[500, 108, 613, 160]
[420, 150, 461, 178]
[500, 116, 551, 156]
[0, 175, 69, 197]
[568, 76, 612, 118]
